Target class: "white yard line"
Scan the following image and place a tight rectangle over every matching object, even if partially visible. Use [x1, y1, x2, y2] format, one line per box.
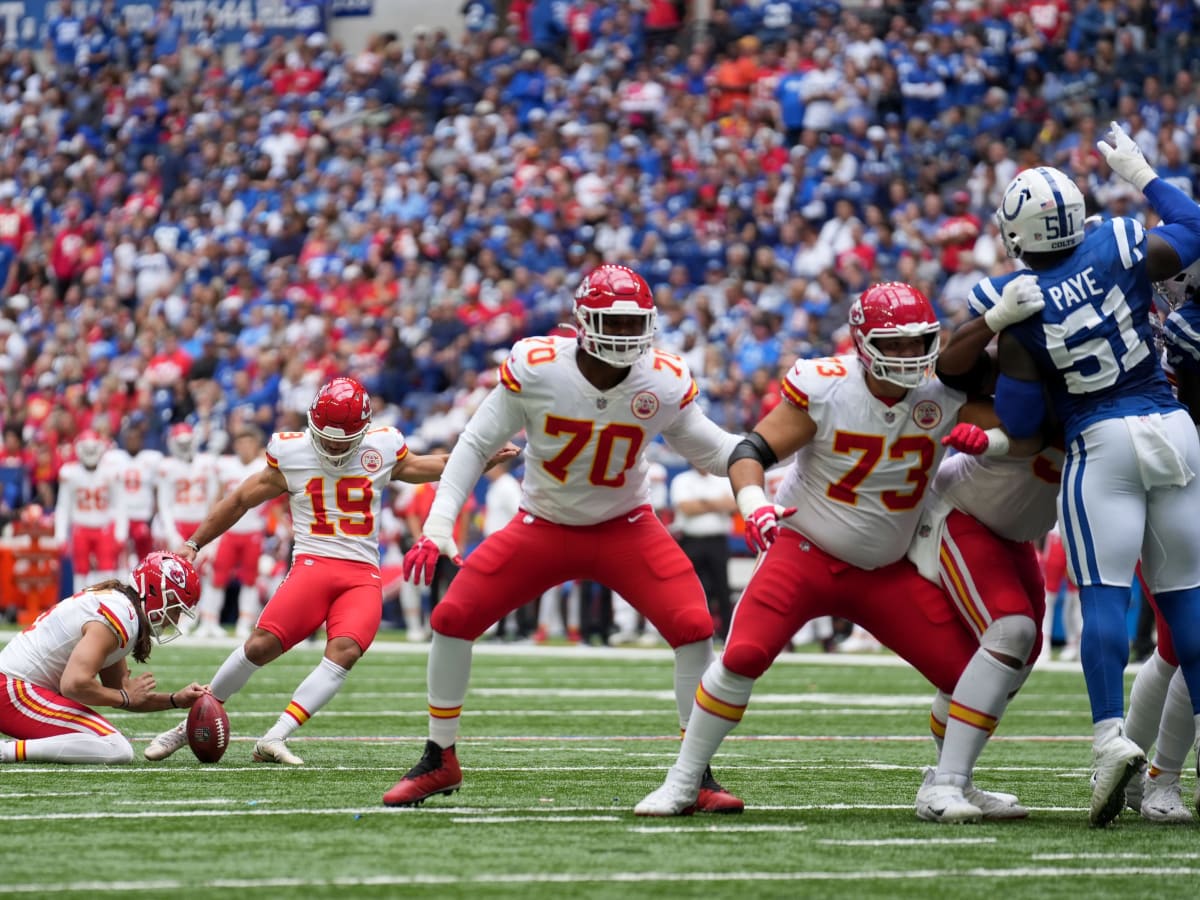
[1, 867, 1198, 893]
[820, 838, 997, 846]
[629, 825, 809, 833]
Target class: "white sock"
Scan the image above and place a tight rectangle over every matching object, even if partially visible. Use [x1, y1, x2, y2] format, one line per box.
[263, 657, 349, 741]
[1150, 670, 1196, 774]
[538, 587, 564, 633]
[671, 661, 754, 788]
[1125, 650, 1176, 752]
[401, 582, 423, 633]
[565, 583, 581, 630]
[1, 732, 133, 764]
[73, 573, 89, 594]
[1041, 592, 1057, 658]
[428, 632, 474, 748]
[1063, 588, 1082, 646]
[672, 639, 714, 730]
[237, 585, 260, 622]
[209, 646, 262, 702]
[199, 582, 225, 625]
[936, 649, 1018, 785]
[929, 690, 950, 761]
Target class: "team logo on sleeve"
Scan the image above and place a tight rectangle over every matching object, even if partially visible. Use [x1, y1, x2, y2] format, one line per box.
[912, 401, 943, 430]
[359, 448, 383, 473]
[631, 391, 660, 419]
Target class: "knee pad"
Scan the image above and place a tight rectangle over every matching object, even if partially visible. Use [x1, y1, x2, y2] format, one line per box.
[979, 615, 1037, 663]
[429, 600, 486, 641]
[720, 641, 775, 680]
[102, 733, 135, 765]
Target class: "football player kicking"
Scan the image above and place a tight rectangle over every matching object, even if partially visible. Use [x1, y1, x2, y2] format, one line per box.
[0, 552, 207, 764]
[382, 264, 745, 812]
[144, 376, 519, 766]
[635, 278, 1045, 817]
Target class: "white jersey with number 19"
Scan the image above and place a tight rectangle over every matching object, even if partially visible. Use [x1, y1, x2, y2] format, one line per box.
[266, 427, 408, 566]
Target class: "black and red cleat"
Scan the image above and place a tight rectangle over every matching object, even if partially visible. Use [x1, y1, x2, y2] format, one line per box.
[695, 765, 745, 814]
[382, 740, 463, 807]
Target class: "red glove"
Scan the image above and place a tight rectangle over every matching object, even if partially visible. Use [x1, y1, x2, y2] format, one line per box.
[402, 535, 462, 586]
[744, 504, 797, 554]
[941, 423, 990, 455]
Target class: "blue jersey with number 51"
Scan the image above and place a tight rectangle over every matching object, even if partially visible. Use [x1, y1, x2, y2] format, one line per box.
[968, 217, 1180, 441]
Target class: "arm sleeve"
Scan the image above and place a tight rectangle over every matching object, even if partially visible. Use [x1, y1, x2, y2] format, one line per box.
[1145, 178, 1200, 266]
[994, 374, 1047, 440]
[661, 403, 742, 477]
[426, 386, 524, 526]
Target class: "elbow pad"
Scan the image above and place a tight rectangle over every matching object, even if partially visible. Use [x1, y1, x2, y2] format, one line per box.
[994, 374, 1046, 440]
[728, 431, 779, 470]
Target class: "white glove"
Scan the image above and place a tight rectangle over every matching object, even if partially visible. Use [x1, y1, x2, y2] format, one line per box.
[1096, 121, 1157, 191]
[984, 274, 1044, 332]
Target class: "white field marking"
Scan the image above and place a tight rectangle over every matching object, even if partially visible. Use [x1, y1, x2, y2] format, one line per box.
[0, 628, 1111, 673]
[1035, 853, 1200, 861]
[451, 815, 622, 823]
[0, 791, 101, 799]
[112, 798, 255, 807]
[628, 825, 809, 834]
[341, 690, 939, 706]
[820, 838, 998, 846]
[2, 867, 1199, 893]
[0, 802, 1098, 823]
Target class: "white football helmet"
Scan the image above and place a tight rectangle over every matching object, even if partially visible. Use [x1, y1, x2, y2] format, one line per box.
[1155, 258, 1200, 311]
[573, 264, 657, 367]
[994, 166, 1086, 258]
[167, 423, 196, 461]
[74, 430, 108, 469]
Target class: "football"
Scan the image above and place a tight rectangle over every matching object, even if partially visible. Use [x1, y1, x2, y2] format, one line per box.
[186, 693, 230, 763]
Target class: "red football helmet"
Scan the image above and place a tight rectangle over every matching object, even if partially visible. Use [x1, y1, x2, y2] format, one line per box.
[74, 430, 108, 469]
[132, 551, 200, 643]
[308, 376, 372, 467]
[849, 282, 941, 388]
[573, 264, 657, 366]
[167, 423, 196, 461]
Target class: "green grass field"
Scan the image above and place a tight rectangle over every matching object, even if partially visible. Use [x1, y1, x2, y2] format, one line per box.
[2, 633, 1197, 899]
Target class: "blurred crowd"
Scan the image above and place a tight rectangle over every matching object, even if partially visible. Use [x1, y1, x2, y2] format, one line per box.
[0, 0, 1198, 527]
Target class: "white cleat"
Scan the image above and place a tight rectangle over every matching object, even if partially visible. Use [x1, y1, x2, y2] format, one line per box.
[1140, 772, 1193, 824]
[143, 722, 188, 761]
[915, 782, 983, 824]
[252, 738, 304, 766]
[964, 782, 1029, 820]
[634, 779, 699, 817]
[1125, 770, 1145, 813]
[1090, 731, 1146, 827]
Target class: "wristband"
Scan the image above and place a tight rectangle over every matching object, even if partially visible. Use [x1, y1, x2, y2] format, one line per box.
[981, 428, 1011, 457]
[735, 485, 770, 520]
[118, 689, 130, 710]
[169, 692, 179, 709]
[184, 539, 200, 553]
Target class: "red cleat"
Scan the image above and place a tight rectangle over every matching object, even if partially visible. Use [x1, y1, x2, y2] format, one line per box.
[695, 766, 745, 814]
[382, 741, 463, 807]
